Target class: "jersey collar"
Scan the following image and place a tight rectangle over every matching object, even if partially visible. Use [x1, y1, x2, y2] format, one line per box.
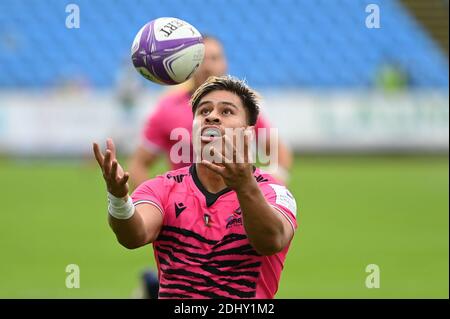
[189, 164, 232, 207]
[189, 164, 257, 208]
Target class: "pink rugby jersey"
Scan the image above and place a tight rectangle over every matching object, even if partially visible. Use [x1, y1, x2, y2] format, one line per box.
[141, 90, 272, 170]
[131, 164, 298, 299]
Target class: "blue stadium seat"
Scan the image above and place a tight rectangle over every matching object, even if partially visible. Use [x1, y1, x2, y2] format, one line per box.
[0, 0, 447, 88]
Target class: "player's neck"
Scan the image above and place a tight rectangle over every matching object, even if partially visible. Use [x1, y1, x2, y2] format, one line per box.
[195, 163, 228, 194]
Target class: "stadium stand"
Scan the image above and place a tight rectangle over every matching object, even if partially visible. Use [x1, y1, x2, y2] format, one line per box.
[0, 0, 448, 88]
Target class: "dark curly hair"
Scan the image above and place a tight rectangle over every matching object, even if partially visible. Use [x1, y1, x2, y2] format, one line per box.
[190, 75, 260, 126]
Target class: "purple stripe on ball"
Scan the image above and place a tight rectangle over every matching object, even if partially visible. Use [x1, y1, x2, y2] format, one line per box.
[151, 38, 203, 85]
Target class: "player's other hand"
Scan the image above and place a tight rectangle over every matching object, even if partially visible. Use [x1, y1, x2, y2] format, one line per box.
[93, 138, 130, 198]
[201, 128, 255, 191]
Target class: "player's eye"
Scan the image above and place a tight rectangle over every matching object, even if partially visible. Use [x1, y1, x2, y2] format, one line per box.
[200, 108, 210, 115]
[222, 108, 232, 115]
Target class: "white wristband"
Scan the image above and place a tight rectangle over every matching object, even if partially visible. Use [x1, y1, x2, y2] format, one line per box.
[107, 192, 135, 220]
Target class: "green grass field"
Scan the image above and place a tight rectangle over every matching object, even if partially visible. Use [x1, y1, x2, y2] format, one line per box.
[0, 155, 448, 298]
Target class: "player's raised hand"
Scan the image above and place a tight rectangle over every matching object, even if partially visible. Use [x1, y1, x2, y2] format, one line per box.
[201, 128, 255, 191]
[93, 138, 129, 198]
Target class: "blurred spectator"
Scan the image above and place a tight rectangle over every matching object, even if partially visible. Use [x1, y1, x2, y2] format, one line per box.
[115, 58, 143, 121]
[113, 58, 144, 153]
[375, 61, 410, 92]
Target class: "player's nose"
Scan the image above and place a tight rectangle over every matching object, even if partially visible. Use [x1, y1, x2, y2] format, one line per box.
[204, 111, 221, 124]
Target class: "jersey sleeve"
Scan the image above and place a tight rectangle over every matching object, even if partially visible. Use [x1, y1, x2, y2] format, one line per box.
[260, 183, 298, 231]
[141, 101, 171, 153]
[131, 175, 167, 217]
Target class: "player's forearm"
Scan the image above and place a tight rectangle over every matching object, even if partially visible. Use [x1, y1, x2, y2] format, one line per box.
[128, 147, 160, 190]
[108, 205, 150, 249]
[236, 180, 285, 256]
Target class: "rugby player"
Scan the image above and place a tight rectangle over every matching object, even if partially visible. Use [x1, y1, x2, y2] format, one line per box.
[93, 76, 298, 298]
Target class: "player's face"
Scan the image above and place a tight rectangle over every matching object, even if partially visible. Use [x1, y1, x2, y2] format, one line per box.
[193, 39, 228, 87]
[192, 90, 249, 147]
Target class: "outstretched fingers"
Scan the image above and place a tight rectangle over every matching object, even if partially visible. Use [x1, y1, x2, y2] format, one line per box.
[209, 145, 228, 164]
[119, 172, 130, 186]
[243, 132, 251, 163]
[110, 159, 119, 181]
[93, 143, 104, 168]
[103, 150, 112, 177]
[221, 135, 236, 165]
[93, 140, 129, 198]
[106, 138, 116, 160]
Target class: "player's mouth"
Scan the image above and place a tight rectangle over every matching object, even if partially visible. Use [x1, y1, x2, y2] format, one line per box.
[201, 126, 222, 142]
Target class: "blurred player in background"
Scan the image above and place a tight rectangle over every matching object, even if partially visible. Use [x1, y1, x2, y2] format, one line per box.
[128, 35, 293, 189]
[93, 76, 298, 299]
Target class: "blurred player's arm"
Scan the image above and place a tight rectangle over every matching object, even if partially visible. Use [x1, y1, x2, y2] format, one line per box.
[129, 103, 167, 190]
[257, 116, 293, 183]
[93, 139, 162, 249]
[128, 146, 160, 190]
[269, 139, 293, 183]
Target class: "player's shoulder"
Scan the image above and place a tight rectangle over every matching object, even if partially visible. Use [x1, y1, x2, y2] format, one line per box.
[253, 167, 280, 185]
[253, 167, 296, 199]
[254, 167, 298, 216]
[135, 166, 191, 199]
[162, 165, 192, 185]
[139, 166, 189, 186]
